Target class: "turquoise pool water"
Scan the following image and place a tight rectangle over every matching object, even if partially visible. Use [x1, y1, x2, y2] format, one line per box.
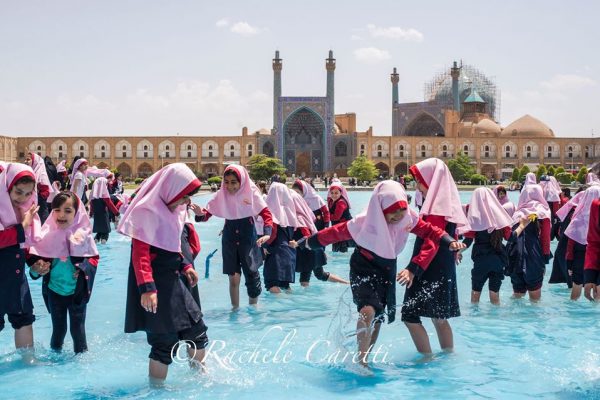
[1, 190, 599, 399]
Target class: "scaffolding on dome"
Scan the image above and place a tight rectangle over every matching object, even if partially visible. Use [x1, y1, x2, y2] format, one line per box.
[424, 61, 501, 123]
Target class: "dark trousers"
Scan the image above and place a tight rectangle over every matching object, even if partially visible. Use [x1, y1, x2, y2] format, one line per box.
[95, 232, 109, 242]
[47, 290, 88, 353]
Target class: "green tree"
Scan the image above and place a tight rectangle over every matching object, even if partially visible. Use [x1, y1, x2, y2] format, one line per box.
[576, 166, 588, 184]
[547, 165, 556, 176]
[520, 165, 530, 178]
[536, 165, 547, 180]
[470, 174, 486, 185]
[511, 168, 520, 182]
[347, 156, 379, 182]
[246, 154, 286, 182]
[207, 176, 222, 186]
[556, 172, 575, 185]
[447, 152, 475, 182]
[556, 166, 566, 175]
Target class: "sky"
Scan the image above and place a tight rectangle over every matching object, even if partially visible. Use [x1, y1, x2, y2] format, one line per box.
[0, 0, 598, 138]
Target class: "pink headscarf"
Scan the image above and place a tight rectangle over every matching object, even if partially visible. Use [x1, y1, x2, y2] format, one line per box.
[29, 152, 51, 187]
[0, 163, 41, 246]
[265, 182, 300, 228]
[205, 165, 267, 220]
[56, 160, 67, 173]
[540, 176, 561, 202]
[556, 190, 585, 221]
[492, 185, 515, 216]
[118, 194, 131, 214]
[30, 195, 98, 258]
[512, 184, 551, 223]
[564, 186, 600, 245]
[289, 189, 317, 234]
[586, 172, 600, 186]
[87, 166, 112, 179]
[414, 189, 423, 207]
[117, 163, 201, 252]
[409, 158, 470, 231]
[90, 177, 110, 200]
[523, 172, 537, 187]
[295, 179, 326, 211]
[70, 158, 88, 183]
[347, 180, 419, 259]
[327, 182, 351, 208]
[463, 188, 513, 234]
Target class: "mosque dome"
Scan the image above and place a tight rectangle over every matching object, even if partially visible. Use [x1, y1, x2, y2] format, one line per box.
[501, 114, 554, 138]
[474, 118, 502, 135]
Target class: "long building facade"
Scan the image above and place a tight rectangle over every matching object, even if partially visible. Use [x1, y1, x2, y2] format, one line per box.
[2, 52, 599, 179]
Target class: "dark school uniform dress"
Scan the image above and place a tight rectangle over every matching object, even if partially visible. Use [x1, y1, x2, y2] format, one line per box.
[462, 227, 511, 293]
[263, 224, 296, 290]
[294, 227, 329, 283]
[0, 224, 35, 332]
[196, 207, 273, 299]
[124, 224, 208, 366]
[402, 215, 459, 324]
[507, 218, 551, 293]
[90, 197, 120, 241]
[37, 182, 51, 224]
[549, 208, 575, 287]
[584, 199, 600, 286]
[548, 201, 560, 240]
[28, 254, 99, 353]
[313, 204, 330, 231]
[566, 237, 586, 286]
[308, 219, 451, 323]
[328, 198, 353, 253]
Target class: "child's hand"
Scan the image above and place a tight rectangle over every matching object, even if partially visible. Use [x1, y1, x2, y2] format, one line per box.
[256, 235, 270, 246]
[288, 240, 298, 249]
[189, 204, 205, 217]
[184, 268, 199, 287]
[519, 217, 531, 229]
[449, 241, 466, 251]
[32, 260, 50, 275]
[141, 292, 158, 313]
[396, 269, 414, 288]
[21, 204, 39, 229]
[456, 252, 463, 264]
[73, 270, 80, 280]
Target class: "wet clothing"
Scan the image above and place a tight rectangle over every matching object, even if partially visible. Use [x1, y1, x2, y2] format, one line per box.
[507, 220, 549, 293]
[584, 200, 600, 285]
[328, 198, 353, 252]
[263, 224, 296, 290]
[566, 238, 586, 285]
[463, 228, 511, 292]
[294, 228, 329, 283]
[0, 224, 35, 332]
[549, 209, 575, 288]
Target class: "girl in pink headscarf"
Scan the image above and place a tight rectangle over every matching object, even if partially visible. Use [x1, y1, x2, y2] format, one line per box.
[403, 158, 470, 354]
[327, 181, 353, 252]
[291, 180, 462, 367]
[460, 188, 513, 305]
[192, 165, 273, 308]
[118, 163, 207, 383]
[493, 185, 515, 217]
[289, 189, 348, 287]
[24, 152, 53, 224]
[0, 163, 40, 356]
[584, 198, 600, 301]
[292, 179, 331, 230]
[28, 191, 99, 353]
[89, 177, 120, 244]
[562, 186, 600, 300]
[70, 158, 89, 204]
[506, 184, 552, 301]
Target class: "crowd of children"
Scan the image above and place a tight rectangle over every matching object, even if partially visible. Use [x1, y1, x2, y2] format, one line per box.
[2, 156, 600, 379]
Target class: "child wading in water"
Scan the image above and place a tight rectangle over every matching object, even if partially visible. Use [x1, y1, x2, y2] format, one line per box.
[584, 198, 600, 301]
[0, 163, 41, 361]
[401, 158, 471, 354]
[327, 181, 353, 252]
[118, 163, 208, 383]
[563, 186, 600, 300]
[89, 177, 120, 244]
[194, 165, 273, 309]
[460, 188, 513, 305]
[507, 184, 552, 301]
[292, 181, 463, 368]
[28, 191, 99, 353]
[290, 181, 347, 286]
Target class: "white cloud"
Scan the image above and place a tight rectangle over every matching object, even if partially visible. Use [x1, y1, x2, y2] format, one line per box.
[230, 22, 260, 36]
[540, 74, 597, 90]
[366, 24, 424, 42]
[216, 18, 229, 28]
[353, 47, 391, 64]
[350, 34, 363, 41]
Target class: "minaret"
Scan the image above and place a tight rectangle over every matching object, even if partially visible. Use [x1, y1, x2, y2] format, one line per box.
[325, 50, 336, 171]
[272, 50, 282, 131]
[326, 50, 336, 116]
[450, 61, 461, 112]
[391, 67, 399, 135]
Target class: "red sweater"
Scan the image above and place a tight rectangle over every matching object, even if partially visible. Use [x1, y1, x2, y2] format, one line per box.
[329, 198, 349, 222]
[0, 224, 25, 249]
[89, 197, 120, 216]
[318, 205, 331, 224]
[584, 199, 600, 273]
[314, 217, 451, 271]
[539, 218, 551, 256]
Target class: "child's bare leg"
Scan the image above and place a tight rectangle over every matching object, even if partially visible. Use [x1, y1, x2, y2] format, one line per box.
[404, 321, 432, 354]
[528, 289, 541, 302]
[570, 284, 582, 301]
[512, 292, 525, 299]
[269, 286, 281, 294]
[369, 321, 382, 348]
[327, 273, 350, 285]
[432, 318, 453, 351]
[228, 273, 241, 309]
[188, 347, 206, 372]
[149, 359, 168, 382]
[470, 290, 482, 303]
[489, 291, 500, 305]
[356, 306, 375, 367]
[300, 281, 309, 287]
[15, 325, 33, 349]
